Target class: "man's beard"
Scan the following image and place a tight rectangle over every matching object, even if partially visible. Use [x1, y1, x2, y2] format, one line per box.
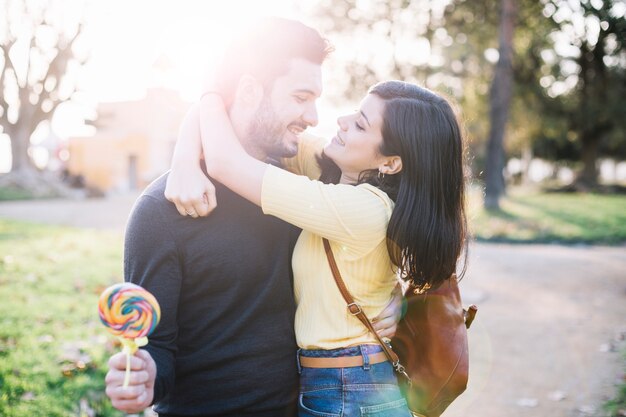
[247, 98, 295, 159]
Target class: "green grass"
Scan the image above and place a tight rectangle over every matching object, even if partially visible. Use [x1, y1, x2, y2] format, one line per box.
[469, 188, 626, 244]
[603, 350, 626, 417]
[0, 186, 37, 201]
[0, 219, 126, 417]
[604, 379, 626, 417]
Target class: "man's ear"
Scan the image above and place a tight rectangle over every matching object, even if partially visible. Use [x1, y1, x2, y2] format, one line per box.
[234, 74, 264, 110]
[379, 156, 403, 175]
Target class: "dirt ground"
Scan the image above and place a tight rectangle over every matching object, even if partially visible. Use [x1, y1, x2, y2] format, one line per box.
[1, 195, 625, 417]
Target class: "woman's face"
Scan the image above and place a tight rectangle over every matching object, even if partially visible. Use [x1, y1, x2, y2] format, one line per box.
[324, 93, 388, 183]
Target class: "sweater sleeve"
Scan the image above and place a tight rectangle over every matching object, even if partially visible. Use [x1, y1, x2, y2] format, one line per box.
[124, 195, 181, 404]
[261, 165, 393, 255]
[280, 133, 325, 180]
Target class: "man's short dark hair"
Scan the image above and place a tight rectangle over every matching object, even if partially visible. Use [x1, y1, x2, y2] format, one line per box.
[215, 17, 332, 106]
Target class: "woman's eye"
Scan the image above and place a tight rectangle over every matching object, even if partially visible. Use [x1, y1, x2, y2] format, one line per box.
[355, 122, 364, 131]
[294, 96, 306, 103]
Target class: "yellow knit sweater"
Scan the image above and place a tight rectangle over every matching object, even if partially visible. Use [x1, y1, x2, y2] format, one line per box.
[262, 135, 398, 349]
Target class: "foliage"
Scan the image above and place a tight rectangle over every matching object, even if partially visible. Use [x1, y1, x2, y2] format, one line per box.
[306, 0, 465, 101]
[534, 0, 626, 185]
[0, 219, 125, 417]
[302, 0, 626, 187]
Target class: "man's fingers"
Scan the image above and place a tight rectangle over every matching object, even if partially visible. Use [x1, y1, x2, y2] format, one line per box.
[109, 397, 148, 414]
[107, 353, 126, 370]
[127, 370, 150, 385]
[106, 384, 145, 400]
[105, 369, 149, 388]
[133, 350, 156, 379]
[134, 349, 153, 364]
[108, 353, 132, 371]
[108, 353, 147, 372]
[106, 350, 154, 414]
[105, 369, 123, 386]
[107, 370, 149, 386]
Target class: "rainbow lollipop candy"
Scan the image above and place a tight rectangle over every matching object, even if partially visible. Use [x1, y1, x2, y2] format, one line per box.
[98, 282, 161, 387]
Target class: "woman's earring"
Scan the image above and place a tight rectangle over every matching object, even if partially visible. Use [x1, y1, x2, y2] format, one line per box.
[378, 171, 385, 181]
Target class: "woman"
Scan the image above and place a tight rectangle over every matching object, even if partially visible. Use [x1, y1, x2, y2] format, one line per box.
[167, 81, 468, 416]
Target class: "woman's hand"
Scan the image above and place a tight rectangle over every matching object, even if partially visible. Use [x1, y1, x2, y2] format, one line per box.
[372, 283, 404, 339]
[164, 164, 216, 218]
[165, 104, 217, 218]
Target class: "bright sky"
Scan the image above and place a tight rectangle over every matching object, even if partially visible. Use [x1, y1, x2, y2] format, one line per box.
[2, 0, 343, 171]
[82, 0, 306, 102]
[80, 0, 342, 137]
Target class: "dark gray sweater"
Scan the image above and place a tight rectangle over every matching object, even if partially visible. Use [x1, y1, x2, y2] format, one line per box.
[124, 173, 300, 417]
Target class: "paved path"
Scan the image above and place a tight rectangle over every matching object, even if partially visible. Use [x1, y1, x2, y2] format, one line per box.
[1, 196, 625, 417]
[0, 193, 140, 231]
[448, 243, 625, 417]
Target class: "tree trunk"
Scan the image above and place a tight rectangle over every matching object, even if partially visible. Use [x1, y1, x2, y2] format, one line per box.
[7, 124, 35, 174]
[521, 145, 532, 185]
[577, 131, 599, 188]
[484, 0, 516, 210]
[1, 123, 77, 198]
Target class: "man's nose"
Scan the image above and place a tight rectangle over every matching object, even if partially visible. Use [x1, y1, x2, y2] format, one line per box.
[303, 104, 319, 127]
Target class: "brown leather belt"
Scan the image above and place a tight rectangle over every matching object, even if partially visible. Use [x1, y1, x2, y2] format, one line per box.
[299, 351, 388, 368]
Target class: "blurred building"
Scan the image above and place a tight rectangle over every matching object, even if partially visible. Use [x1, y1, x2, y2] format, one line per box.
[66, 88, 189, 193]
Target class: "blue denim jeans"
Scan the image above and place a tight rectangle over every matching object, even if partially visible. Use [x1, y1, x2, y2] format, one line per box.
[296, 344, 412, 417]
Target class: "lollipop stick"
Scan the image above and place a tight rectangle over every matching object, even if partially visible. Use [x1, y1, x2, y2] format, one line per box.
[123, 350, 131, 388]
[118, 337, 138, 388]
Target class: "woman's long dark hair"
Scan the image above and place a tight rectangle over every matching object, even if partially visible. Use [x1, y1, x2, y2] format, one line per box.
[318, 81, 468, 292]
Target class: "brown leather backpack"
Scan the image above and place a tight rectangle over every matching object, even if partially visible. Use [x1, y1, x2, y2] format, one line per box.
[392, 276, 477, 416]
[323, 239, 477, 417]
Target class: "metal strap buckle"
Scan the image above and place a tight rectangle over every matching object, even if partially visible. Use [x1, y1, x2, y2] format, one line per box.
[347, 302, 362, 315]
[393, 361, 412, 386]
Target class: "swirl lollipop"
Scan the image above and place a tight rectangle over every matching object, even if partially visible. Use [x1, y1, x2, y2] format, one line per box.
[98, 282, 161, 387]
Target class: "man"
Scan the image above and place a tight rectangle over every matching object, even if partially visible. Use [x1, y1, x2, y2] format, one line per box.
[105, 18, 398, 417]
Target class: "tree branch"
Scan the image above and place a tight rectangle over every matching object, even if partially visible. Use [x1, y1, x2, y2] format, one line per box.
[0, 38, 21, 86]
[1, 39, 22, 127]
[0, 104, 8, 129]
[32, 81, 78, 129]
[0, 42, 16, 79]
[23, 34, 37, 88]
[0, 44, 11, 128]
[35, 23, 84, 109]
